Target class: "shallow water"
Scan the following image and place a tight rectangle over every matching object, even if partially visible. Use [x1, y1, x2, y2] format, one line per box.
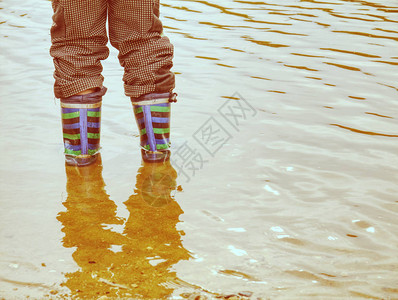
[0, 0, 397, 299]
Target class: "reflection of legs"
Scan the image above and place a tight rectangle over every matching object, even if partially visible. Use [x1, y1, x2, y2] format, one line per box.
[122, 161, 190, 298]
[50, 0, 108, 165]
[58, 155, 126, 297]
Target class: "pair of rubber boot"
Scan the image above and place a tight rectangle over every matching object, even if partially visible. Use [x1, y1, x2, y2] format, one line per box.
[60, 87, 177, 166]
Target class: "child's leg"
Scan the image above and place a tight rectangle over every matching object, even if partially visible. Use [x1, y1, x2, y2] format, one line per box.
[108, 0, 175, 98]
[108, 0, 177, 163]
[50, 0, 109, 98]
[50, 0, 109, 165]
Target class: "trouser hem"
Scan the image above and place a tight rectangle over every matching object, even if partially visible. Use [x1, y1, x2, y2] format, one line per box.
[124, 83, 175, 99]
[60, 87, 107, 104]
[54, 76, 105, 99]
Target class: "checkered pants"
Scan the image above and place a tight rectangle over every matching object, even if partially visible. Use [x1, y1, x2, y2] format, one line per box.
[50, 0, 175, 99]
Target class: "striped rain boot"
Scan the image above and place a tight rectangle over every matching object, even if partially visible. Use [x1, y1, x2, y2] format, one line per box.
[60, 87, 106, 166]
[132, 92, 177, 163]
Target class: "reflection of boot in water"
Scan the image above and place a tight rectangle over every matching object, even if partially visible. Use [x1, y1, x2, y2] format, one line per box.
[136, 160, 178, 207]
[58, 157, 190, 298]
[58, 154, 126, 298]
[121, 161, 191, 298]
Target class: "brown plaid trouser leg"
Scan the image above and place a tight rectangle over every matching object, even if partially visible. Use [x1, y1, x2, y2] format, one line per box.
[50, 0, 175, 99]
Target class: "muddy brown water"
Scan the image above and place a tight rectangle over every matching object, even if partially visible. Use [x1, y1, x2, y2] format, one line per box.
[0, 0, 397, 299]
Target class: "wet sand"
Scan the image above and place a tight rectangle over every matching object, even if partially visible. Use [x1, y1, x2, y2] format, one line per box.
[0, 0, 397, 298]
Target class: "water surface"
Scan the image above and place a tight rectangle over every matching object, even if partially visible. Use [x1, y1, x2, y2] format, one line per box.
[0, 0, 397, 298]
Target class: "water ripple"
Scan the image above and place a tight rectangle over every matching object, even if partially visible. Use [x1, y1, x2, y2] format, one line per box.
[1, 0, 397, 298]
